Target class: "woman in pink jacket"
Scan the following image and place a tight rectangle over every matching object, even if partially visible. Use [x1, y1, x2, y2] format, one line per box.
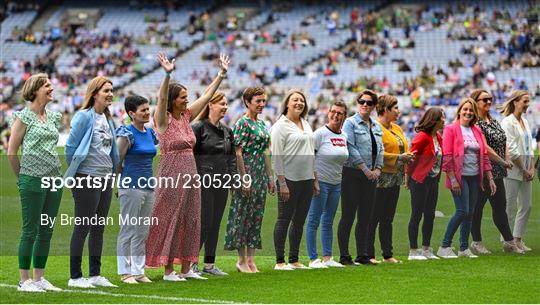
[437, 98, 496, 258]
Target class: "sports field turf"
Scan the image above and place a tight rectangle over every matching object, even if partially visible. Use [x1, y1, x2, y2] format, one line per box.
[1, 154, 539, 304]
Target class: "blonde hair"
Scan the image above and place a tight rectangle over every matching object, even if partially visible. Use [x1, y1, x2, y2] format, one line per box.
[195, 91, 226, 121]
[21, 73, 49, 102]
[82, 76, 113, 118]
[280, 89, 308, 118]
[498, 90, 529, 117]
[455, 97, 479, 126]
[376, 94, 398, 116]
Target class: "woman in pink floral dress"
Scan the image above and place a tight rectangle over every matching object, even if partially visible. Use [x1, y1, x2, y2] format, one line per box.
[146, 51, 230, 281]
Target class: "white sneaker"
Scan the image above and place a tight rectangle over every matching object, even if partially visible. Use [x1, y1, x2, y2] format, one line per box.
[163, 271, 186, 282]
[408, 249, 427, 260]
[322, 258, 344, 268]
[289, 263, 311, 269]
[34, 277, 62, 291]
[437, 246, 458, 258]
[458, 248, 478, 258]
[470, 241, 491, 255]
[516, 241, 532, 252]
[503, 241, 525, 254]
[308, 259, 328, 269]
[88, 276, 118, 287]
[422, 247, 440, 259]
[179, 270, 208, 280]
[274, 263, 294, 271]
[68, 278, 95, 288]
[17, 279, 46, 292]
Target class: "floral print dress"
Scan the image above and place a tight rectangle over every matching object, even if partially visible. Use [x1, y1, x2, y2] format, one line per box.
[224, 116, 270, 250]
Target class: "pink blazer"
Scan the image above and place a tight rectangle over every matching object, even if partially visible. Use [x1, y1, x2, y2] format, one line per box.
[442, 122, 492, 190]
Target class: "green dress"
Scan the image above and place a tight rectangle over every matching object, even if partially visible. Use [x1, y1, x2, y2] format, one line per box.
[224, 116, 270, 250]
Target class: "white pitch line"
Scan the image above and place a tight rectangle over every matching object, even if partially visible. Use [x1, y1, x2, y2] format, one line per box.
[0, 283, 247, 304]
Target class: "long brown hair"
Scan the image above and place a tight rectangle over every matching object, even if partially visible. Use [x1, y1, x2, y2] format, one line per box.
[194, 91, 225, 121]
[470, 89, 492, 120]
[82, 76, 113, 118]
[415, 107, 444, 133]
[280, 89, 308, 118]
[167, 82, 187, 112]
[498, 90, 529, 117]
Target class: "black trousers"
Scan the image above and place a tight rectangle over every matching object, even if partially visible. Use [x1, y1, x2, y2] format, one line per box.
[408, 176, 438, 249]
[70, 174, 112, 279]
[200, 185, 228, 264]
[471, 178, 513, 242]
[338, 167, 377, 260]
[274, 179, 313, 264]
[366, 185, 400, 259]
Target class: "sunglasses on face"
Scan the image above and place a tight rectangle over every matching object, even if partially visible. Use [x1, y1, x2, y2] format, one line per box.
[478, 97, 492, 104]
[357, 99, 374, 107]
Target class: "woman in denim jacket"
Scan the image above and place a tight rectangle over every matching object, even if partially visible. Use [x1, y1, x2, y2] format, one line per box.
[337, 89, 384, 266]
[64, 76, 119, 288]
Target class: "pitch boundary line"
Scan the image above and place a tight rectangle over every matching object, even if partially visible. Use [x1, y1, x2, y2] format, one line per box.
[0, 283, 247, 304]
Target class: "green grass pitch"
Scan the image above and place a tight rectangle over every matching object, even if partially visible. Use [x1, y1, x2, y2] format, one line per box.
[0, 154, 539, 304]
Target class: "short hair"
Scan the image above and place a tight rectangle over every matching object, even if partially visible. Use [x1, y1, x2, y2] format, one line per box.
[242, 87, 266, 107]
[331, 100, 348, 114]
[167, 82, 187, 112]
[355, 89, 378, 107]
[21, 73, 49, 102]
[455, 97, 479, 126]
[375, 94, 398, 116]
[415, 107, 444, 133]
[124, 95, 149, 120]
[280, 89, 308, 118]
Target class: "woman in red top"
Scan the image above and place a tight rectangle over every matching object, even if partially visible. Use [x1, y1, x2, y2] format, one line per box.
[405, 107, 445, 260]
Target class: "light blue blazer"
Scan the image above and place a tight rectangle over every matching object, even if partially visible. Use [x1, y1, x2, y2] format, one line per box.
[64, 108, 119, 178]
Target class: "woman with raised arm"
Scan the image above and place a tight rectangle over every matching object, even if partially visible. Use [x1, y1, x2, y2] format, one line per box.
[145, 51, 230, 281]
[469, 90, 523, 255]
[500, 90, 535, 252]
[224, 87, 275, 273]
[8, 73, 63, 292]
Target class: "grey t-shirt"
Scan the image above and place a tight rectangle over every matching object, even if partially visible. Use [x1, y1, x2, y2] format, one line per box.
[77, 113, 113, 177]
[461, 125, 479, 176]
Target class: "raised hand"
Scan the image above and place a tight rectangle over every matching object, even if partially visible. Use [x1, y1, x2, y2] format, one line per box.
[218, 53, 231, 73]
[157, 51, 175, 73]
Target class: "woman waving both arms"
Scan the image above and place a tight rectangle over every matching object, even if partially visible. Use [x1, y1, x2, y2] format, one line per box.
[146, 51, 230, 281]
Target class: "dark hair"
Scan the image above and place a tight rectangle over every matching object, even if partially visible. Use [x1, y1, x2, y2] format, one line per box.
[376, 94, 398, 116]
[167, 82, 187, 112]
[124, 95, 149, 120]
[332, 100, 348, 113]
[242, 87, 266, 107]
[470, 89, 492, 119]
[415, 107, 444, 133]
[355, 89, 378, 107]
[281, 89, 308, 118]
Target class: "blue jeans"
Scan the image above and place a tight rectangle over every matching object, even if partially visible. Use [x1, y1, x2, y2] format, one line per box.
[306, 181, 341, 260]
[442, 175, 479, 251]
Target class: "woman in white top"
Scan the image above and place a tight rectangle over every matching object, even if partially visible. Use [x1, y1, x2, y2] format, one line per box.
[500, 90, 535, 252]
[271, 89, 316, 270]
[305, 101, 349, 269]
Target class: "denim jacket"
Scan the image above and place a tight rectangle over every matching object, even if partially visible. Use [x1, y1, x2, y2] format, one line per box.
[342, 113, 384, 170]
[64, 108, 119, 178]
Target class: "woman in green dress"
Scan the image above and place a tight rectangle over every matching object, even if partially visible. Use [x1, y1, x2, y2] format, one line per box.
[224, 87, 275, 273]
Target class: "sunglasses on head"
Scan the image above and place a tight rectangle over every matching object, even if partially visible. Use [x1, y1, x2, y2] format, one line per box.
[357, 99, 374, 106]
[478, 97, 493, 104]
